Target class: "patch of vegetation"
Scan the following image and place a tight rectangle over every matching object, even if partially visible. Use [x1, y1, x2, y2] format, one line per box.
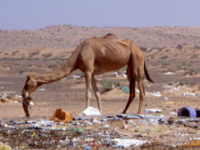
[48, 63, 58, 70]
[12, 51, 18, 56]
[160, 55, 168, 59]
[29, 51, 40, 57]
[193, 45, 200, 50]
[100, 79, 120, 92]
[140, 46, 147, 52]
[177, 60, 193, 70]
[42, 53, 52, 58]
[176, 44, 183, 50]
[187, 68, 199, 75]
[46, 57, 65, 70]
[164, 49, 170, 53]
[148, 47, 165, 52]
[190, 53, 198, 59]
[159, 60, 170, 68]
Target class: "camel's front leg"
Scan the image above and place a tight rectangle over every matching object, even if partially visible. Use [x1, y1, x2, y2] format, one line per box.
[91, 75, 102, 113]
[22, 97, 32, 117]
[85, 72, 92, 108]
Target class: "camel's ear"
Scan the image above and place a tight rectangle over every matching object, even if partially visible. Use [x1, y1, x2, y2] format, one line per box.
[27, 75, 31, 80]
[27, 75, 34, 82]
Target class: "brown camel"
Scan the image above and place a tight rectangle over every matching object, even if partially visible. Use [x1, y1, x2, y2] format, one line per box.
[22, 34, 154, 117]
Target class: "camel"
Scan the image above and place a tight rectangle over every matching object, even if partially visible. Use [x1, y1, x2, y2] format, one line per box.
[21, 34, 154, 117]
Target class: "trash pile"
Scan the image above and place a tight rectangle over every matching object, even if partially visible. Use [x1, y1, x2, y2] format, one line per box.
[1, 106, 200, 149]
[0, 90, 21, 103]
[0, 109, 149, 149]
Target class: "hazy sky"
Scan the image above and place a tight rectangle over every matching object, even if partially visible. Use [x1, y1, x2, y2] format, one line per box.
[1, 0, 200, 30]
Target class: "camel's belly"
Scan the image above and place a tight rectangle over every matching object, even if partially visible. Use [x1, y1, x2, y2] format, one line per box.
[93, 59, 128, 75]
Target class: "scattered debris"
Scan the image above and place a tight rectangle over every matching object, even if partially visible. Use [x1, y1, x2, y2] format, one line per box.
[0, 91, 21, 103]
[0, 143, 12, 150]
[165, 72, 173, 75]
[120, 86, 130, 93]
[146, 91, 162, 97]
[79, 107, 101, 116]
[162, 96, 168, 101]
[144, 109, 162, 114]
[177, 107, 199, 118]
[101, 79, 119, 91]
[37, 88, 46, 91]
[182, 92, 195, 97]
[109, 138, 148, 148]
[113, 71, 127, 78]
[1, 110, 200, 149]
[72, 74, 82, 79]
[50, 108, 72, 123]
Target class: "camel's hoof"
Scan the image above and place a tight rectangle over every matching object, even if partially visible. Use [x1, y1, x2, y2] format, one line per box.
[26, 113, 30, 117]
[137, 112, 143, 114]
[122, 111, 126, 114]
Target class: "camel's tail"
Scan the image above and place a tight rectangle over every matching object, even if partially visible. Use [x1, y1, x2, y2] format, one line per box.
[144, 61, 154, 83]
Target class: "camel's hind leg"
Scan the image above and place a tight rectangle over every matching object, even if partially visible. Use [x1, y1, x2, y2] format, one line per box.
[122, 63, 136, 114]
[122, 77, 136, 114]
[85, 71, 92, 109]
[91, 75, 102, 113]
[137, 76, 145, 114]
[122, 52, 145, 114]
[136, 62, 145, 114]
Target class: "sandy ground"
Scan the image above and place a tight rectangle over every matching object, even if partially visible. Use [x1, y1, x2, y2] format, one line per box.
[1, 55, 200, 149]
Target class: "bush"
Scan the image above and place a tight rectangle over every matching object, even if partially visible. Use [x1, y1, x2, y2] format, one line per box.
[190, 54, 198, 59]
[176, 45, 183, 50]
[140, 47, 147, 52]
[48, 63, 58, 70]
[29, 51, 40, 57]
[160, 55, 168, 59]
[42, 53, 52, 58]
[100, 79, 120, 91]
[194, 45, 200, 50]
[159, 60, 170, 68]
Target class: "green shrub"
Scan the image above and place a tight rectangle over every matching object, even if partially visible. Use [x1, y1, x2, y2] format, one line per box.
[42, 53, 52, 58]
[29, 51, 40, 57]
[160, 55, 168, 59]
[100, 79, 120, 91]
[48, 63, 58, 70]
[176, 45, 183, 50]
[159, 60, 170, 68]
[194, 45, 200, 50]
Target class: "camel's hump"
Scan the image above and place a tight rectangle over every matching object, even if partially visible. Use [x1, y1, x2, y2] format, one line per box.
[103, 33, 117, 38]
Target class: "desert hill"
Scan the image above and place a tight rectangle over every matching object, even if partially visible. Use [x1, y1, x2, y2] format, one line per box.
[0, 25, 200, 58]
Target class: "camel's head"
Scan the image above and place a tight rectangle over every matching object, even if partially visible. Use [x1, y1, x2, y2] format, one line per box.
[22, 75, 38, 117]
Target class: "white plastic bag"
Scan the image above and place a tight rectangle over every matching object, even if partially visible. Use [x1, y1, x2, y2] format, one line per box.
[79, 107, 101, 116]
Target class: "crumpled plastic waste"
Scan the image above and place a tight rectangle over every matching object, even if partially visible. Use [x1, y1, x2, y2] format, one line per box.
[37, 88, 45, 91]
[182, 92, 195, 97]
[120, 86, 162, 97]
[0, 91, 22, 103]
[50, 108, 72, 123]
[0, 143, 12, 150]
[109, 138, 148, 148]
[72, 75, 82, 79]
[79, 107, 101, 116]
[165, 72, 173, 75]
[146, 91, 162, 97]
[144, 109, 162, 113]
[180, 140, 200, 148]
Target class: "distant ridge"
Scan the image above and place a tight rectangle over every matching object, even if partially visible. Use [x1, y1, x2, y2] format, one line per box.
[0, 25, 200, 52]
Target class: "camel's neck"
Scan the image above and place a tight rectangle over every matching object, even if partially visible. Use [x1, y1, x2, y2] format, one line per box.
[35, 59, 77, 84]
[33, 42, 82, 85]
